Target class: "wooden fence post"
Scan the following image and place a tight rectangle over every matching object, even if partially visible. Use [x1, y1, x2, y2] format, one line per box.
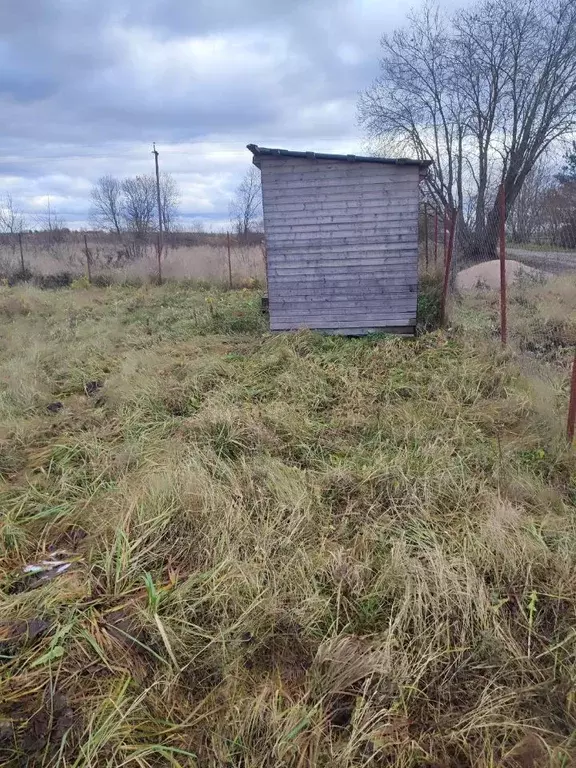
[83, 233, 92, 283]
[226, 232, 233, 289]
[18, 232, 25, 273]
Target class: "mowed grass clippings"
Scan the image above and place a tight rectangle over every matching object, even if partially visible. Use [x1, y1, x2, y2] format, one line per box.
[0, 282, 575, 767]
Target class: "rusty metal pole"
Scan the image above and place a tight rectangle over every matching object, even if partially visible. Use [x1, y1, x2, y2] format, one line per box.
[434, 210, 438, 265]
[18, 232, 25, 273]
[567, 351, 576, 443]
[443, 208, 447, 263]
[226, 231, 233, 289]
[499, 183, 507, 346]
[440, 209, 457, 327]
[83, 233, 92, 283]
[424, 202, 429, 270]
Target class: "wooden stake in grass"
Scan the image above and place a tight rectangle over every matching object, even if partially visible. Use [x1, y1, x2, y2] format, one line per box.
[18, 232, 25, 274]
[567, 350, 576, 443]
[499, 183, 507, 346]
[84, 233, 92, 283]
[227, 232, 233, 289]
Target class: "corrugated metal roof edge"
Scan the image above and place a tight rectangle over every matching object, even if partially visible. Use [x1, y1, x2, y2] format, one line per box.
[247, 144, 433, 169]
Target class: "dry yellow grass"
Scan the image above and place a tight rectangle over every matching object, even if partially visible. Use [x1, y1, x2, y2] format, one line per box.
[0, 241, 266, 285]
[0, 281, 575, 766]
[453, 271, 576, 365]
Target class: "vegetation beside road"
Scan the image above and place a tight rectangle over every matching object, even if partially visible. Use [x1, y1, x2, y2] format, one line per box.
[1, 281, 576, 766]
[508, 242, 576, 254]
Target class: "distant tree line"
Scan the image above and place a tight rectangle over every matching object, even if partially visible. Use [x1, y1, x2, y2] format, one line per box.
[508, 144, 576, 247]
[0, 194, 69, 246]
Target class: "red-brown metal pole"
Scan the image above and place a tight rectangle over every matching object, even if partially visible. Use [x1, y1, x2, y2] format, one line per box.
[440, 209, 457, 327]
[568, 352, 576, 443]
[499, 183, 507, 346]
[434, 210, 438, 265]
[424, 202, 429, 270]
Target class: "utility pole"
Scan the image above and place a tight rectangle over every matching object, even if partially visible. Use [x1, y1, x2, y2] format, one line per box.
[152, 143, 163, 285]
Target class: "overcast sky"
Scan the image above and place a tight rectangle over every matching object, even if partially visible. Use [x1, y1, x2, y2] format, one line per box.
[0, 0, 464, 230]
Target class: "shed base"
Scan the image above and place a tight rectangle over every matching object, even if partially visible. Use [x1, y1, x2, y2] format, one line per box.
[315, 326, 416, 336]
[270, 325, 416, 337]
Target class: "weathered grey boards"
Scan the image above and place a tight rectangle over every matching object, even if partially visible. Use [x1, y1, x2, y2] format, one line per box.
[248, 145, 431, 335]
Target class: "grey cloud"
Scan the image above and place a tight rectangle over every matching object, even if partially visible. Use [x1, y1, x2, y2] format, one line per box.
[123, 0, 344, 37]
[0, 0, 427, 227]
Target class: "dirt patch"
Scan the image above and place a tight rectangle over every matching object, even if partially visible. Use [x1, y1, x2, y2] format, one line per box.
[456, 260, 549, 292]
[0, 689, 74, 759]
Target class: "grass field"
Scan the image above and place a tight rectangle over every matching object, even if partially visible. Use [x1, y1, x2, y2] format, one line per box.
[1, 279, 576, 766]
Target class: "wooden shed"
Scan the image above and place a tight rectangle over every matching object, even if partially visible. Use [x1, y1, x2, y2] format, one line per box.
[248, 144, 431, 335]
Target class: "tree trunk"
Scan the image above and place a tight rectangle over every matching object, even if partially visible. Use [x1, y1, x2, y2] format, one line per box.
[458, 206, 500, 263]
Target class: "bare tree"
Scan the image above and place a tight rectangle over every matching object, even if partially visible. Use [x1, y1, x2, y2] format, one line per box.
[0, 194, 26, 235]
[119, 175, 155, 259]
[229, 166, 262, 236]
[359, 0, 576, 261]
[121, 175, 156, 240]
[508, 161, 552, 243]
[36, 197, 67, 244]
[558, 141, 576, 184]
[542, 145, 576, 247]
[89, 172, 180, 258]
[540, 182, 576, 247]
[90, 175, 123, 236]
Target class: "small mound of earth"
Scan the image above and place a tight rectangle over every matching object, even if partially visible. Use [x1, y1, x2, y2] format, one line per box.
[456, 260, 549, 292]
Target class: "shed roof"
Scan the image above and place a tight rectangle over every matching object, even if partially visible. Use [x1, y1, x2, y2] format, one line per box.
[247, 144, 432, 170]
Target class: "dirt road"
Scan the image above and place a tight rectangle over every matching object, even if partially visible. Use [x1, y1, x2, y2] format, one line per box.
[508, 247, 576, 273]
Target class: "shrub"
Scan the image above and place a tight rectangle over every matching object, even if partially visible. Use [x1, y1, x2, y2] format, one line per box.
[34, 272, 73, 289]
[9, 268, 33, 285]
[90, 274, 115, 288]
[417, 271, 443, 332]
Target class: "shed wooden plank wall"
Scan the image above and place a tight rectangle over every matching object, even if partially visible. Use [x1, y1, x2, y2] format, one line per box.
[258, 156, 420, 333]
